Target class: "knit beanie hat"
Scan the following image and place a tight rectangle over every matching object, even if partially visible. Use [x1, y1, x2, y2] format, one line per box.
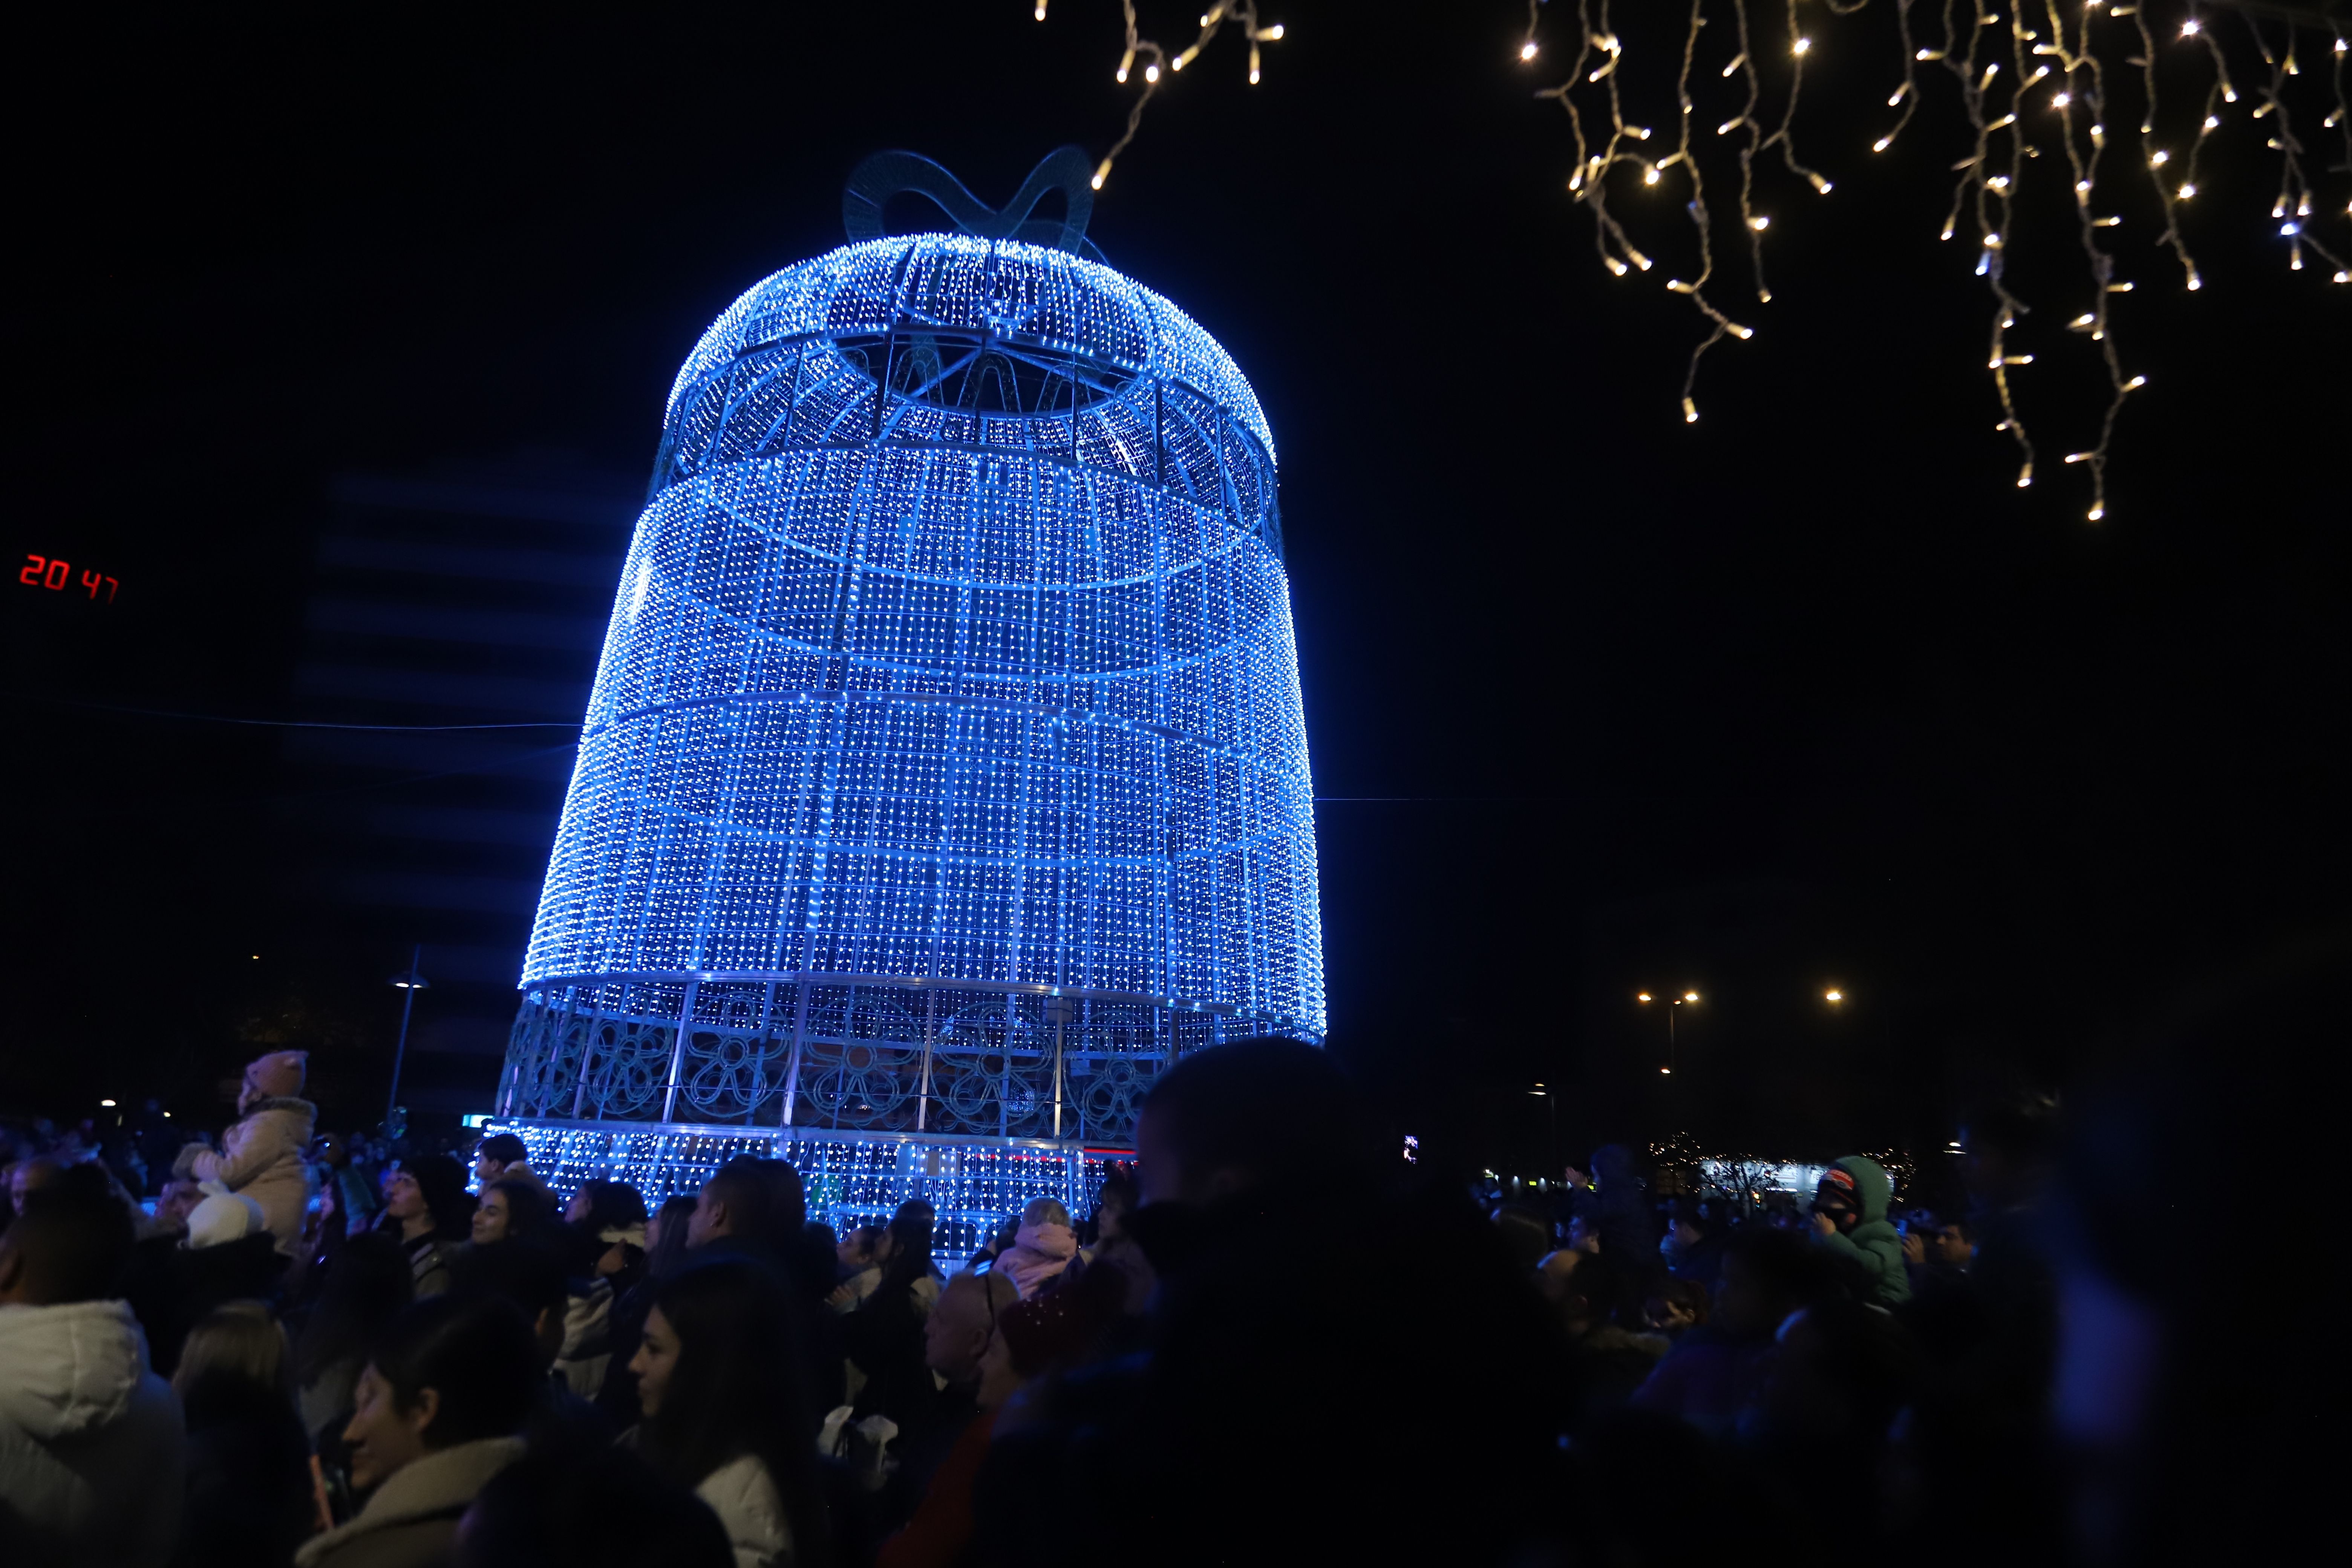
[243, 1050, 309, 1107]
[403, 1153, 475, 1238]
[1816, 1167, 1859, 1216]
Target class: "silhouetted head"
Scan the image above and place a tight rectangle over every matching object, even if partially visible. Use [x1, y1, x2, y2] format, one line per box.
[1715, 1225, 1839, 1340]
[456, 1446, 733, 1568]
[2050, 937, 2343, 1566]
[1134, 1037, 1373, 1206]
[473, 1133, 529, 1185]
[686, 1156, 804, 1254]
[0, 1167, 134, 1305]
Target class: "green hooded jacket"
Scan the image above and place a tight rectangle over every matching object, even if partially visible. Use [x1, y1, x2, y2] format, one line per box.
[1813, 1155, 1911, 1305]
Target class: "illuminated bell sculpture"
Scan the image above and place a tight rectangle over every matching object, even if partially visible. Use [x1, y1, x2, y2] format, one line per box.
[490, 150, 1323, 1239]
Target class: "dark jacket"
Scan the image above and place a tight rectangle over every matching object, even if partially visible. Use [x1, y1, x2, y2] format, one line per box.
[1670, 1229, 1728, 1289]
[174, 1372, 315, 1568]
[975, 1182, 1573, 1567]
[877, 1374, 980, 1534]
[1592, 1144, 1658, 1265]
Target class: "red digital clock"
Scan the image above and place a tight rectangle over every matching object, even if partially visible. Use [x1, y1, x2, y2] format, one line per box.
[19, 554, 118, 602]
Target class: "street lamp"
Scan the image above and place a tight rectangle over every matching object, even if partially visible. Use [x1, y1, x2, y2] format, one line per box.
[386, 945, 429, 1131]
[1638, 989, 1700, 1074]
[1824, 987, 1845, 1004]
[1527, 1083, 1558, 1171]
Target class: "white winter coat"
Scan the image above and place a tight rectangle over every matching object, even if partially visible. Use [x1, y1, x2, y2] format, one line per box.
[0, 1299, 186, 1568]
[180, 1096, 317, 1254]
[697, 1452, 795, 1568]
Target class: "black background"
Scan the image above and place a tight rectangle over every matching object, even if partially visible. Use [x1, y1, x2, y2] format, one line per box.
[5, 2, 2345, 1169]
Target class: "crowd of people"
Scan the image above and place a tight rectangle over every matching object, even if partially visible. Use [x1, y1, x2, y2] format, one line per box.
[0, 949, 2326, 1566]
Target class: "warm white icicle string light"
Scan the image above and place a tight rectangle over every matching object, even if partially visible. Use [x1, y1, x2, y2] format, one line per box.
[2124, 2, 2202, 288]
[1664, 0, 1755, 421]
[1060, 2, 1288, 192]
[2038, 0, 2130, 522]
[2240, 11, 2352, 279]
[1509, 0, 2349, 522]
[1728, 0, 1775, 304]
[1042, 5, 2347, 513]
[1539, 0, 1759, 426]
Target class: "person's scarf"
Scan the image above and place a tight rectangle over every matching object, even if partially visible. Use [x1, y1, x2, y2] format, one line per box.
[995, 1220, 1078, 1299]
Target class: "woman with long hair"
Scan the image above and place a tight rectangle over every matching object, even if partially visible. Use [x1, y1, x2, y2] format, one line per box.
[643, 1193, 697, 1279]
[550, 1179, 648, 1396]
[175, 1300, 317, 1567]
[596, 1191, 696, 1423]
[628, 1258, 830, 1568]
[839, 1207, 943, 1431]
[468, 1176, 554, 1248]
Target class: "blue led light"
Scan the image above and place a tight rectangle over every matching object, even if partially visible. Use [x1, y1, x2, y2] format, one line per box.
[496, 229, 1323, 1186]
[486, 1118, 1126, 1257]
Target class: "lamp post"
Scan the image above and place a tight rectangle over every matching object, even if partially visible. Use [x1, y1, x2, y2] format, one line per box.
[386, 945, 429, 1132]
[1637, 989, 1700, 1074]
[1528, 1083, 1558, 1173]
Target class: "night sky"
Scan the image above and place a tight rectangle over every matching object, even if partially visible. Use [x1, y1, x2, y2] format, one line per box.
[6, 2, 2344, 1170]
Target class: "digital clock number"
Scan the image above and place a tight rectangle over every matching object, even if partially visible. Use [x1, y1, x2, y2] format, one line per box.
[19, 554, 117, 603]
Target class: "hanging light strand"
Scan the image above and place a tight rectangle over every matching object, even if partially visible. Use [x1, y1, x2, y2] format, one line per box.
[1512, 0, 2349, 522]
[1057, 2, 1288, 192]
[1045, 4, 2349, 518]
[1539, 1, 1759, 425]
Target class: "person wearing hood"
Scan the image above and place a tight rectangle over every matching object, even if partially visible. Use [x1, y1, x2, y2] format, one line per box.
[0, 1169, 186, 1568]
[1810, 1155, 1911, 1306]
[991, 1198, 1079, 1300]
[175, 1050, 318, 1256]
